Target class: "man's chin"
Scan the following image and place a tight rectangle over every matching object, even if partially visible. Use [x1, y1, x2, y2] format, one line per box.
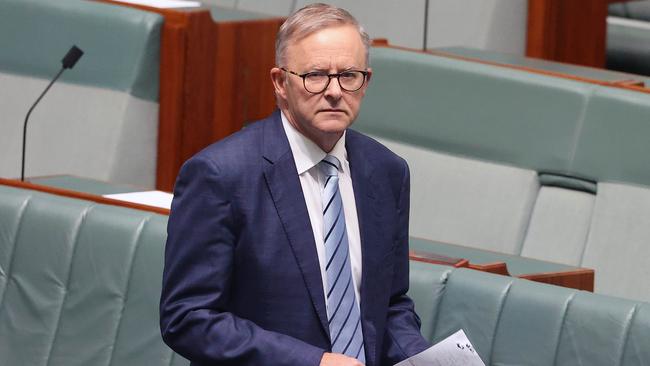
[314, 115, 353, 131]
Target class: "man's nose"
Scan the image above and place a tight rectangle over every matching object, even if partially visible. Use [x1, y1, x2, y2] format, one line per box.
[323, 76, 343, 99]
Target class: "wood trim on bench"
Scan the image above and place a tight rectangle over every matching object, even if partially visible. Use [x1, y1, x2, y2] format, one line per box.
[519, 268, 595, 292]
[0, 178, 170, 216]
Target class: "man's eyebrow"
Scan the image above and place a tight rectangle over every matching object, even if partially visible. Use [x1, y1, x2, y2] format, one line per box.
[303, 65, 363, 73]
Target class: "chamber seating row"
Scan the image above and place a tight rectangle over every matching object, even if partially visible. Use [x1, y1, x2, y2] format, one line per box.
[0, 184, 185, 365]
[409, 261, 650, 366]
[355, 46, 650, 303]
[0, 0, 283, 191]
[1, 182, 647, 365]
[0, 0, 162, 188]
[202, 0, 528, 53]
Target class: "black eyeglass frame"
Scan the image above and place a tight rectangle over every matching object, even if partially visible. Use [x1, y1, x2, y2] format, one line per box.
[280, 67, 369, 94]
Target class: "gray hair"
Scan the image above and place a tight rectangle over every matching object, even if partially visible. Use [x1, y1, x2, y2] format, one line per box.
[275, 3, 371, 67]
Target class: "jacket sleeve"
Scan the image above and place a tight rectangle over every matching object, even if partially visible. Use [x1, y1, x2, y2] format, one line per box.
[380, 160, 432, 366]
[159, 156, 325, 366]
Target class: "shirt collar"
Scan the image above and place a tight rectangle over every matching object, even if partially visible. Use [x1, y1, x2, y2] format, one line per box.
[281, 111, 347, 175]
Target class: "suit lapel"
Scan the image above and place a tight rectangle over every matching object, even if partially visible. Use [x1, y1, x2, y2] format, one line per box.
[347, 131, 385, 366]
[261, 113, 330, 339]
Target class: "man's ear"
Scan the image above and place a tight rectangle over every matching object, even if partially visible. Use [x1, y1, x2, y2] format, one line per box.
[270, 67, 287, 100]
[365, 67, 372, 85]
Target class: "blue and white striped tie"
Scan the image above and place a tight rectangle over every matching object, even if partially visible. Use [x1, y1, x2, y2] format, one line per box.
[320, 155, 365, 363]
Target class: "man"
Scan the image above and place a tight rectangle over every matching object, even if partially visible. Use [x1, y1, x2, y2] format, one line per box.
[160, 4, 430, 366]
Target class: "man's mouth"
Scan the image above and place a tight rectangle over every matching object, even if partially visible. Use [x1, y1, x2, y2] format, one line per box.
[319, 109, 346, 114]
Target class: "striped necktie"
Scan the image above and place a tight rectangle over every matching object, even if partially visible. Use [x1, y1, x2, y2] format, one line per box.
[320, 155, 365, 362]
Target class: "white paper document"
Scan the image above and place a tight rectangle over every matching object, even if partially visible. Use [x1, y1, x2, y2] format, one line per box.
[111, 0, 201, 9]
[394, 329, 486, 366]
[103, 191, 173, 209]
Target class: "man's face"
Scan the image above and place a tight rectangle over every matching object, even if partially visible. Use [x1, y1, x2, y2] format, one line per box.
[271, 25, 371, 151]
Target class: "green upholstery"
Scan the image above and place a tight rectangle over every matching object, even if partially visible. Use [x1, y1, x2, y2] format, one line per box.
[436, 46, 650, 85]
[0, 0, 162, 101]
[0, 0, 163, 188]
[409, 262, 650, 366]
[607, 1, 650, 77]
[572, 86, 650, 186]
[28, 175, 141, 196]
[3, 183, 646, 365]
[0, 185, 189, 366]
[409, 237, 583, 276]
[358, 46, 650, 186]
[354, 46, 650, 303]
[357, 47, 594, 175]
[610, 1, 650, 22]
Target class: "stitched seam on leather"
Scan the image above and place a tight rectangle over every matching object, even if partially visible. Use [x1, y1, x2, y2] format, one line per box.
[487, 280, 513, 365]
[577, 189, 598, 267]
[45, 204, 94, 366]
[167, 349, 176, 366]
[552, 292, 576, 365]
[429, 267, 452, 340]
[566, 86, 595, 174]
[0, 196, 31, 313]
[517, 178, 542, 256]
[106, 215, 150, 366]
[617, 304, 639, 366]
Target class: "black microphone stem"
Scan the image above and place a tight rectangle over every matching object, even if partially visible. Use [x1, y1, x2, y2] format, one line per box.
[21, 67, 65, 181]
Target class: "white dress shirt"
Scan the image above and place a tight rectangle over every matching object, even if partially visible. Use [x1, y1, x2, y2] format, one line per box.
[281, 111, 363, 307]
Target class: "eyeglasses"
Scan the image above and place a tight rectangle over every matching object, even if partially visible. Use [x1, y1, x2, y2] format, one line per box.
[280, 67, 368, 94]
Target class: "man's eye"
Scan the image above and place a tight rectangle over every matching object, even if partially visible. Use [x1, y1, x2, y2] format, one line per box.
[340, 72, 358, 80]
[305, 72, 327, 81]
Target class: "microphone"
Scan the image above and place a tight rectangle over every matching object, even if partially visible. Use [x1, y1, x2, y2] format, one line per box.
[21, 45, 84, 181]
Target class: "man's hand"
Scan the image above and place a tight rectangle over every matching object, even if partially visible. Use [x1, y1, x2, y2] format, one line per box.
[320, 352, 365, 366]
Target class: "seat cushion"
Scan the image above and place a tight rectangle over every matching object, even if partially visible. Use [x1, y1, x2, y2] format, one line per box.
[0, 73, 158, 187]
[376, 137, 539, 254]
[581, 182, 650, 302]
[521, 186, 596, 265]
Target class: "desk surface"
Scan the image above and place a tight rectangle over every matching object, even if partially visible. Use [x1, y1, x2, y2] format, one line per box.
[410, 236, 579, 276]
[409, 236, 594, 291]
[28, 175, 142, 195]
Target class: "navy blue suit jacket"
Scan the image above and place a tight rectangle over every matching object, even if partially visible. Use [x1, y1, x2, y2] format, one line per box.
[160, 111, 430, 366]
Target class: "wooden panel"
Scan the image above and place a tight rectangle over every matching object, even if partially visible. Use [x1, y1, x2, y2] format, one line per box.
[526, 0, 609, 67]
[520, 269, 595, 292]
[179, 11, 219, 170]
[157, 21, 188, 192]
[96, 2, 283, 191]
[235, 19, 283, 125]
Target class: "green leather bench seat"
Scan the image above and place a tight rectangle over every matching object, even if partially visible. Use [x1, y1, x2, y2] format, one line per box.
[409, 262, 650, 366]
[610, 1, 650, 21]
[355, 46, 650, 303]
[1, 183, 647, 365]
[434, 46, 650, 85]
[27, 175, 142, 196]
[0, 185, 188, 366]
[0, 0, 162, 188]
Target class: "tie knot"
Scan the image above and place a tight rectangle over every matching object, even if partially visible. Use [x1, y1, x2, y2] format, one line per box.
[320, 155, 341, 177]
